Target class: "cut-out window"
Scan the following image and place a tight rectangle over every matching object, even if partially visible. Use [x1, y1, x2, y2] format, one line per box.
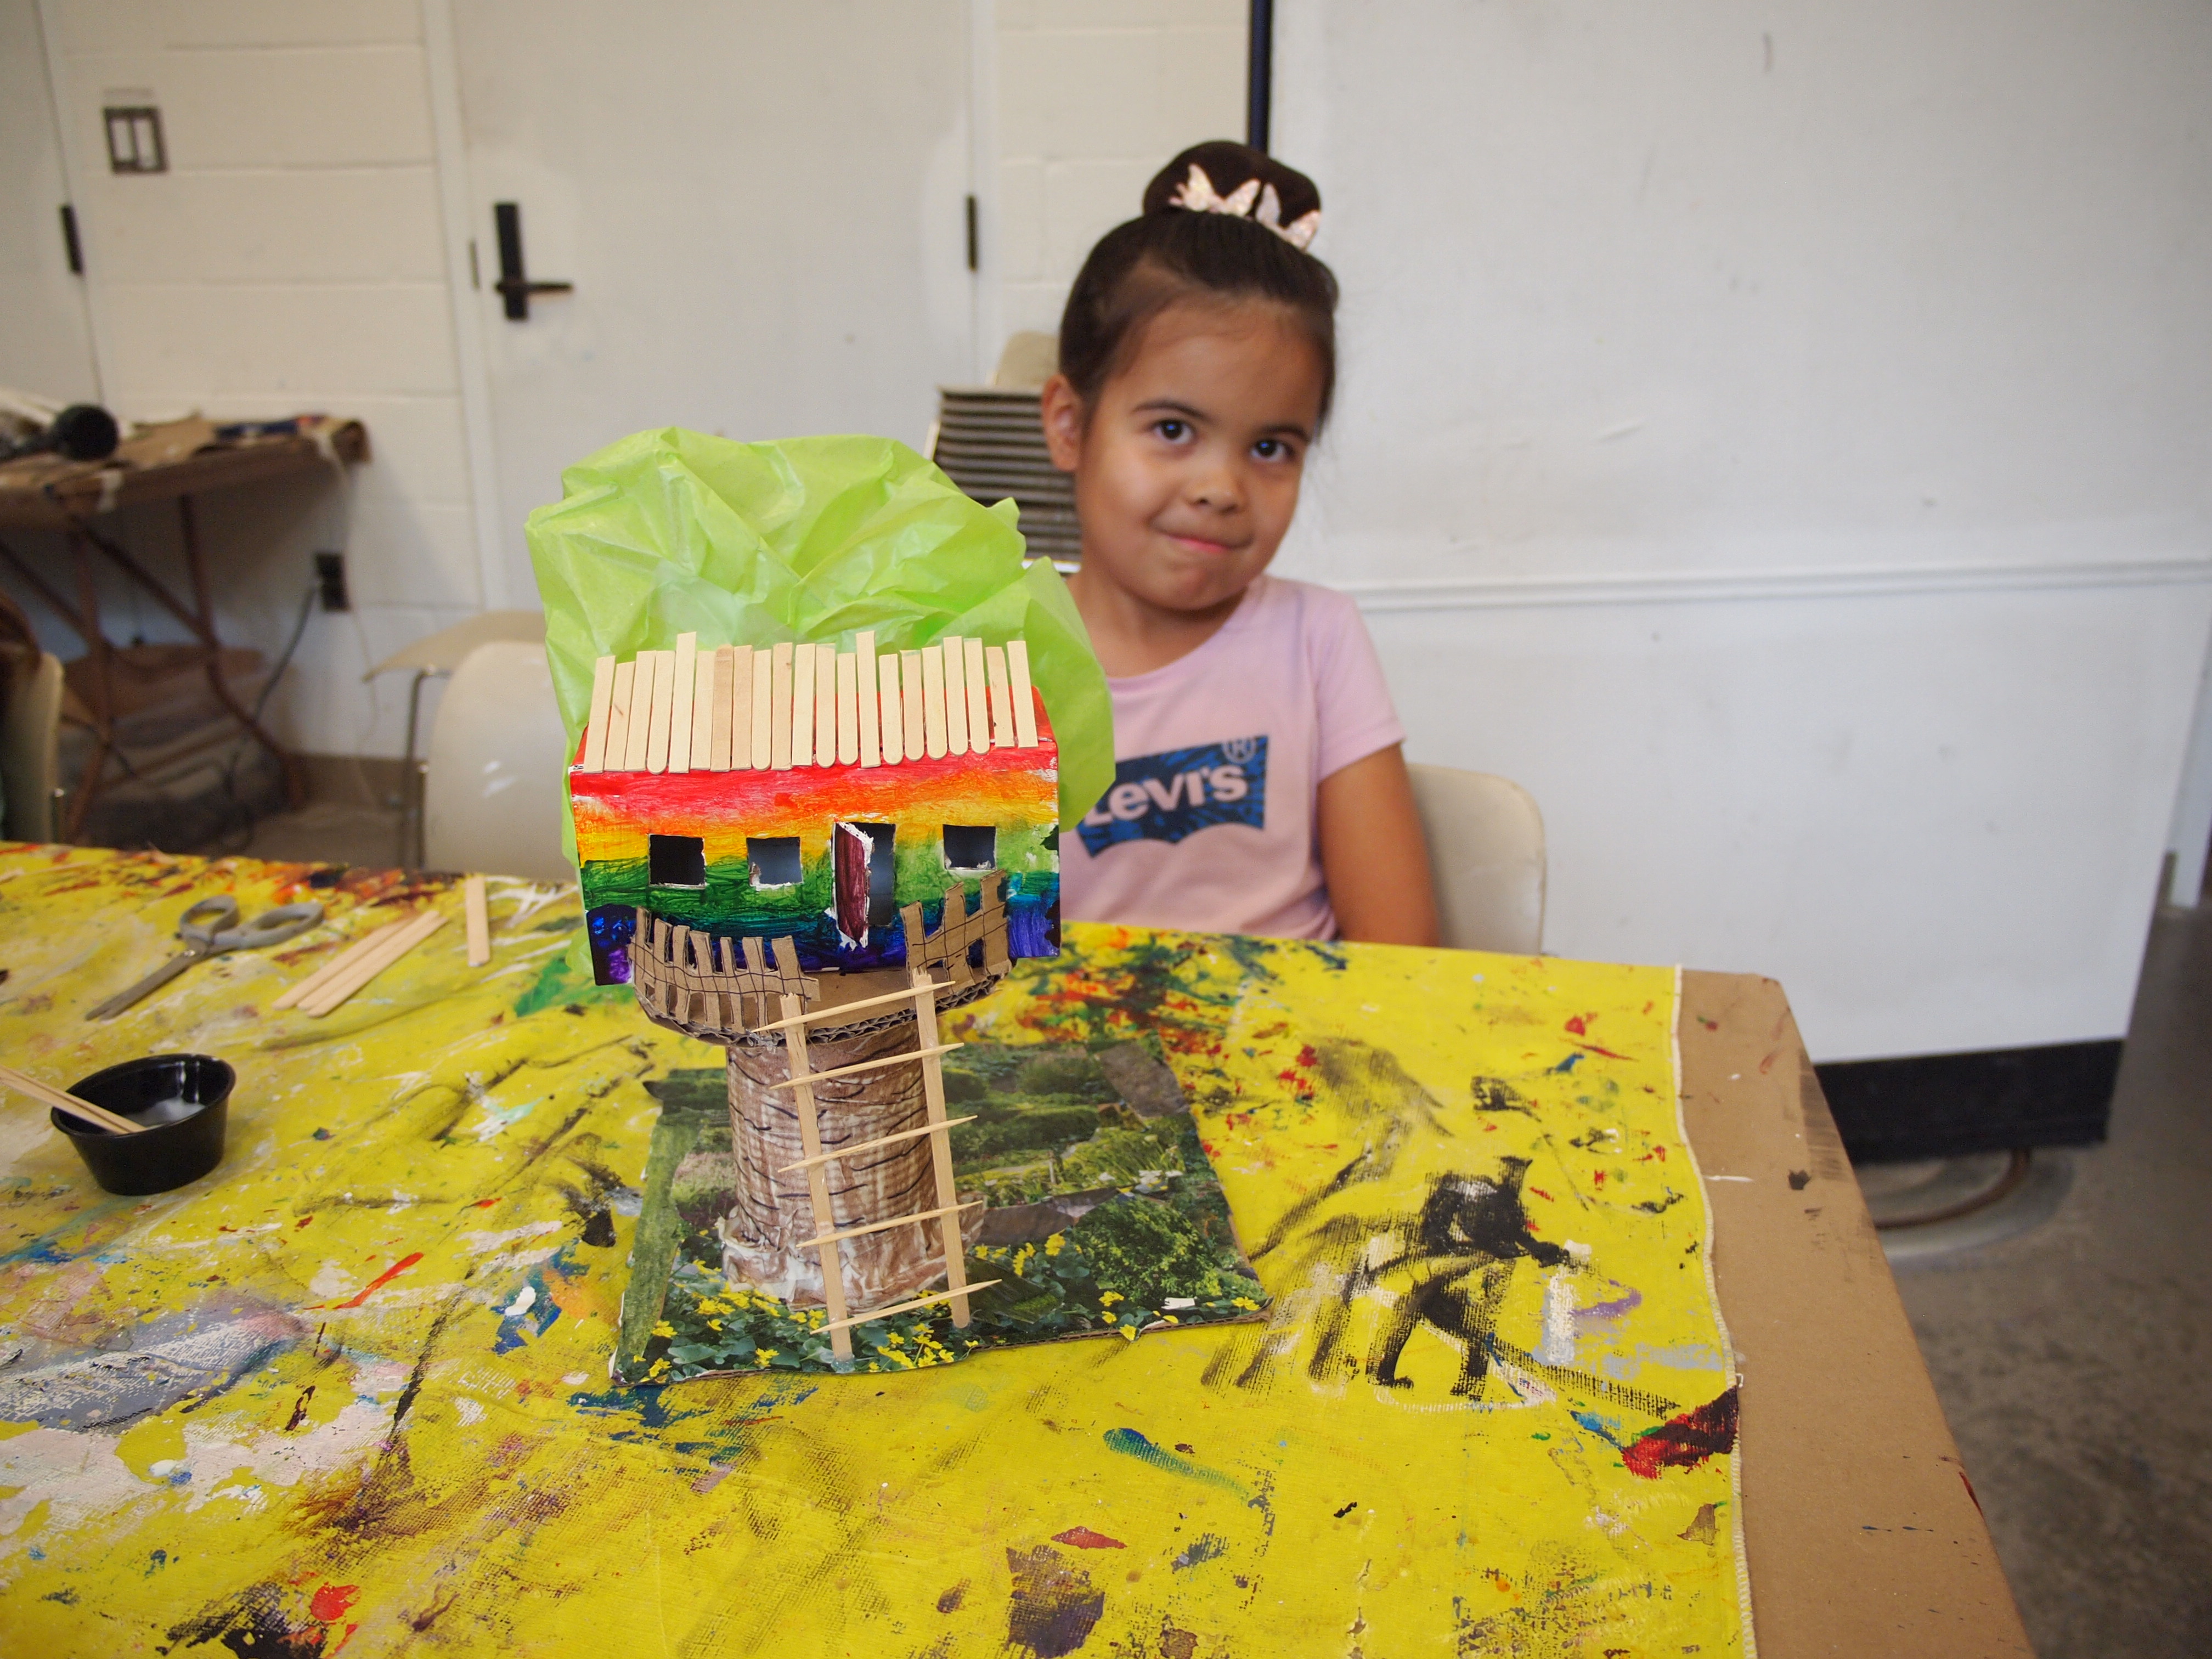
[845, 823, 898, 924]
[747, 836, 802, 888]
[648, 833, 706, 887]
[942, 824, 996, 872]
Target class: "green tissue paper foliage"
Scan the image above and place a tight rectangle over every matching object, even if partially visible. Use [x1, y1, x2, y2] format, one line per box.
[524, 428, 1114, 846]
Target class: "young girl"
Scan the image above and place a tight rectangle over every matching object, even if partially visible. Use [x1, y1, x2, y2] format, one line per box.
[1045, 141, 1438, 947]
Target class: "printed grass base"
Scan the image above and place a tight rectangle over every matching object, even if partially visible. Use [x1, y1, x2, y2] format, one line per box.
[615, 1038, 1267, 1383]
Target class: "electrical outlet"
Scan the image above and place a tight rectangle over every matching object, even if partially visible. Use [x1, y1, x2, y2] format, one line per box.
[314, 551, 351, 612]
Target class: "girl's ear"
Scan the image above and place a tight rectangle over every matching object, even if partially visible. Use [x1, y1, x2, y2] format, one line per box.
[1039, 374, 1086, 472]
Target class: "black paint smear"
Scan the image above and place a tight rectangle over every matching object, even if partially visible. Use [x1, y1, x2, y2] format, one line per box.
[936, 1579, 968, 1614]
[165, 1579, 312, 1658]
[1632, 1188, 1683, 1214]
[283, 1385, 315, 1431]
[318, 1285, 472, 1538]
[1333, 1500, 1357, 1518]
[580, 1207, 617, 1247]
[1787, 1169, 1810, 1190]
[1470, 1077, 1536, 1116]
[1004, 1545, 1105, 1658]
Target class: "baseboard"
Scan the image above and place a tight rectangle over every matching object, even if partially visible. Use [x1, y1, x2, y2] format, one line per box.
[300, 753, 408, 811]
[1814, 1040, 2121, 1164]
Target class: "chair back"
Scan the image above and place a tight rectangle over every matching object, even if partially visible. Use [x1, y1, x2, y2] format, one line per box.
[422, 641, 575, 884]
[1405, 763, 1546, 955]
[1, 652, 65, 843]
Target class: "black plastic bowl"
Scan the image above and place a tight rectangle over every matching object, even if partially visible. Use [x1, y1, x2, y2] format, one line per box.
[54, 1053, 234, 1196]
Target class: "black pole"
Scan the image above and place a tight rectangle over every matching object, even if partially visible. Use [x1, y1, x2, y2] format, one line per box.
[1247, 0, 1273, 154]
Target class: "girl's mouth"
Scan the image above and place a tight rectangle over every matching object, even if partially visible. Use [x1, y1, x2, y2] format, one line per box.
[1161, 529, 1240, 556]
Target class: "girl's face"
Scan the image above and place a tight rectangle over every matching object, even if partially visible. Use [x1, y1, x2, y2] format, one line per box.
[1042, 299, 1325, 620]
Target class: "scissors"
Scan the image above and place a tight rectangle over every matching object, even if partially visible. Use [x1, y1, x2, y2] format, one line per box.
[87, 895, 326, 1020]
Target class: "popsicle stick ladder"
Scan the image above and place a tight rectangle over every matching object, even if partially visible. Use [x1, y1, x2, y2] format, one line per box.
[628, 877, 1015, 1362]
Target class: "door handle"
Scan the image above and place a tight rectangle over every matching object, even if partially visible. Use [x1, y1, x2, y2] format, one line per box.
[492, 201, 574, 321]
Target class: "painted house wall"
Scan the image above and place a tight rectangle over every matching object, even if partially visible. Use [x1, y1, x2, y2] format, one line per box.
[1274, 0, 2212, 1061]
[572, 724, 1060, 981]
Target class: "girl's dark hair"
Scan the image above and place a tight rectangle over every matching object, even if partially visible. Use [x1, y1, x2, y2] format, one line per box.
[1058, 141, 1340, 429]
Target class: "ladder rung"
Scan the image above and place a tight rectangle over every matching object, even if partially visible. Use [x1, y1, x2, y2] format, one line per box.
[776, 1115, 978, 1173]
[770, 1042, 962, 1090]
[816, 1280, 1003, 1337]
[795, 1199, 981, 1250]
[749, 975, 953, 1034]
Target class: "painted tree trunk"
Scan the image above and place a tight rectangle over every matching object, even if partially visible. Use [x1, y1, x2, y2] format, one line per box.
[719, 1019, 946, 1310]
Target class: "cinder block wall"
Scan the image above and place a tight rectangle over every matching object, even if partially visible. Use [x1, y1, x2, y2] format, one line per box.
[34, 0, 483, 761]
[994, 0, 1247, 341]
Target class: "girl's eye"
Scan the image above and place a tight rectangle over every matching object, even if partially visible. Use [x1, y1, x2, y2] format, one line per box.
[1154, 419, 1189, 442]
[1253, 438, 1299, 462]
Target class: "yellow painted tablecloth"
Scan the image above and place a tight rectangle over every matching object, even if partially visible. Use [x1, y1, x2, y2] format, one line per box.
[0, 846, 1746, 1656]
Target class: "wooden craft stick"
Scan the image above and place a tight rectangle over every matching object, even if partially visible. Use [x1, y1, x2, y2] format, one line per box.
[302, 910, 448, 1017]
[272, 917, 406, 1009]
[791, 642, 816, 766]
[941, 635, 968, 755]
[911, 966, 973, 1325]
[774, 1115, 978, 1173]
[705, 646, 731, 770]
[815, 642, 838, 765]
[0, 1063, 147, 1136]
[985, 645, 1014, 750]
[856, 630, 881, 766]
[795, 1199, 982, 1251]
[921, 645, 947, 758]
[604, 658, 636, 770]
[580, 653, 616, 772]
[726, 645, 751, 768]
[835, 651, 860, 765]
[644, 649, 675, 772]
[750, 647, 774, 769]
[669, 633, 697, 772]
[962, 636, 990, 751]
[1007, 638, 1038, 747]
[770, 642, 794, 769]
[749, 973, 951, 1033]
[764, 1042, 963, 1090]
[900, 650, 925, 761]
[622, 657, 653, 772]
[464, 874, 490, 967]
[781, 989, 853, 1362]
[691, 641, 716, 771]
[815, 1282, 1003, 1338]
[877, 653, 904, 764]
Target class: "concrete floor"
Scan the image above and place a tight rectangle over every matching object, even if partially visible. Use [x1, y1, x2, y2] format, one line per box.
[1887, 895, 2212, 1657]
[214, 802, 2210, 1654]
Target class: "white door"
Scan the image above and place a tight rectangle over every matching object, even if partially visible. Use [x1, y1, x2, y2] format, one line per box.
[448, 1, 976, 605]
[0, 0, 100, 405]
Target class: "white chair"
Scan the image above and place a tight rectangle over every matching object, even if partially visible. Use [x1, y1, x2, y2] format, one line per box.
[366, 609, 545, 865]
[1, 651, 65, 843]
[1405, 763, 1546, 955]
[421, 640, 574, 884]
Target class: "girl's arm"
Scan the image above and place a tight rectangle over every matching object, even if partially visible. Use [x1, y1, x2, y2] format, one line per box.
[1316, 743, 1441, 946]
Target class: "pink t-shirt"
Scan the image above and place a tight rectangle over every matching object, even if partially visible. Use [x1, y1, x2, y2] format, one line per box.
[1062, 574, 1404, 939]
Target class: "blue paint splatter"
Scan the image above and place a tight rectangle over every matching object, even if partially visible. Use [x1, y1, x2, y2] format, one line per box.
[1570, 1410, 1626, 1449]
[1102, 1429, 1248, 1499]
[1172, 1533, 1227, 1571]
[1549, 1053, 1583, 1074]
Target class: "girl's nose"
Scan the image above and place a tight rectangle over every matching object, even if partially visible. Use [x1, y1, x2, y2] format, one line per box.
[1186, 458, 1245, 513]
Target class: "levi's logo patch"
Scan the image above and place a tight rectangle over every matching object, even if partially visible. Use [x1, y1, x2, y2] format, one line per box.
[1077, 736, 1267, 854]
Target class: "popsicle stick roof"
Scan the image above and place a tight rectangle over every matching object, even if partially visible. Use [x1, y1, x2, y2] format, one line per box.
[572, 629, 1046, 779]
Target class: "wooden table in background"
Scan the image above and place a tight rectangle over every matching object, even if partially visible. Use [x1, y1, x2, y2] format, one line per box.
[0, 419, 369, 836]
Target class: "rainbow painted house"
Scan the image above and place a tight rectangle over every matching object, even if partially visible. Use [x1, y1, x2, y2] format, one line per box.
[568, 628, 1058, 986]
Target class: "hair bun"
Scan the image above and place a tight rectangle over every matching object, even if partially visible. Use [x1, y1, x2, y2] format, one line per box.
[1142, 141, 1322, 251]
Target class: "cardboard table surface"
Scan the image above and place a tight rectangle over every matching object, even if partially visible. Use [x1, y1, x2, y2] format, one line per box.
[0, 847, 2027, 1655]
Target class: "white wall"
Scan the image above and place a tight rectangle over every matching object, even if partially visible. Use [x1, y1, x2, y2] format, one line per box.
[0, 0, 99, 405]
[991, 0, 1247, 342]
[29, 0, 477, 759]
[1276, 1, 2212, 1059]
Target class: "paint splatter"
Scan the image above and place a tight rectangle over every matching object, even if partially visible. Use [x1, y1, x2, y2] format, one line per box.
[1623, 1387, 1740, 1479]
[1101, 1429, 1248, 1499]
[1678, 1503, 1719, 1544]
[309, 1583, 360, 1622]
[1172, 1533, 1226, 1571]
[1051, 1526, 1126, 1550]
[1005, 1544, 1105, 1658]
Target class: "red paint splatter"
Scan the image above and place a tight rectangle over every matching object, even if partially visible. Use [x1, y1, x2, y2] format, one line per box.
[473, 1198, 499, 1208]
[326, 1252, 423, 1310]
[1530, 1188, 1555, 1203]
[1959, 1470, 1983, 1515]
[1295, 1045, 1318, 1069]
[295, 1214, 314, 1229]
[1758, 1049, 1779, 1075]
[1564, 1015, 1588, 1035]
[1572, 1042, 1634, 1062]
[1051, 1527, 1127, 1550]
[331, 1624, 360, 1655]
[1623, 1387, 1740, 1480]
[1592, 1171, 1606, 1187]
[310, 1583, 360, 1622]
